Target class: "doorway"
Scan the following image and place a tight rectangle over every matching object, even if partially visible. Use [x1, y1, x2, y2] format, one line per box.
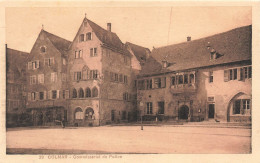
[179, 105, 189, 119]
[208, 104, 215, 118]
[111, 110, 115, 122]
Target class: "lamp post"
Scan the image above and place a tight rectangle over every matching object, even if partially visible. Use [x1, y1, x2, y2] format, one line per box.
[140, 101, 143, 130]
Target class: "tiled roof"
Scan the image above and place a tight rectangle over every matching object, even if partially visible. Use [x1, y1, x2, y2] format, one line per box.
[125, 42, 150, 63]
[86, 18, 131, 56]
[140, 25, 252, 76]
[6, 48, 28, 74]
[42, 30, 72, 55]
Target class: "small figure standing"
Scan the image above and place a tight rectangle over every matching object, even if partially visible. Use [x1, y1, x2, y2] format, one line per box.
[61, 118, 65, 128]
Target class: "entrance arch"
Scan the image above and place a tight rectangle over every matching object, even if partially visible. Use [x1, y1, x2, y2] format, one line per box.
[179, 105, 189, 120]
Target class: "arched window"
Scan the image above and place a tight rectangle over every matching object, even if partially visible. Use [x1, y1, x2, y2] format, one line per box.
[74, 107, 83, 120]
[92, 87, 98, 97]
[72, 88, 77, 98]
[85, 87, 91, 98]
[85, 107, 94, 120]
[40, 46, 46, 53]
[79, 88, 84, 98]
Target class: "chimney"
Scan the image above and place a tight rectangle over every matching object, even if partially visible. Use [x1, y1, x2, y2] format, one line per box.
[187, 36, 191, 42]
[107, 23, 111, 32]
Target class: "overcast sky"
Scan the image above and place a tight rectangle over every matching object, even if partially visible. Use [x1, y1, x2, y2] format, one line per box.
[6, 6, 251, 52]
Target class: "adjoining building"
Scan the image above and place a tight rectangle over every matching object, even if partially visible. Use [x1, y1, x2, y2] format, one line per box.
[6, 46, 29, 127]
[137, 25, 252, 123]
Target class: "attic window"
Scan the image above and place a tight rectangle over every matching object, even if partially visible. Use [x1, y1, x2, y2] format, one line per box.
[86, 32, 92, 40]
[40, 46, 46, 53]
[79, 34, 84, 42]
[162, 60, 168, 68]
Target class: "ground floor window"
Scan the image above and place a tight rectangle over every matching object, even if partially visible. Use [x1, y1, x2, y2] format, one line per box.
[146, 102, 153, 114]
[233, 99, 250, 115]
[85, 108, 94, 120]
[158, 101, 165, 114]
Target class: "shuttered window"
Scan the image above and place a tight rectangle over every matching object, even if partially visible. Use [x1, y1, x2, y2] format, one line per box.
[224, 70, 229, 82]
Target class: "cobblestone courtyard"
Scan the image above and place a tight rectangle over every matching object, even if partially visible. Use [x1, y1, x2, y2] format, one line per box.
[6, 125, 251, 154]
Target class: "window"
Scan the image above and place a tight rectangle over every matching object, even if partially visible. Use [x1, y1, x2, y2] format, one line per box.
[72, 88, 77, 98]
[79, 34, 84, 42]
[44, 58, 54, 66]
[123, 92, 129, 101]
[124, 75, 128, 84]
[115, 74, 119, 82]
[122, 111, 127, 120]
[146, 79, 152, 90]
[51, 72, 57, 82]
[158, 101, 165, 114]
[92, 87, 98, 97]
[224, 66, 251, 82]
[209, 71, 213, 83]
[90, 48, 97, 57]
[171, 76, 176, 85]
[30, 75, 37, 85]
[86, 32, 92, 40]
[75, 107, 83, 120]
[233, 99, 251, 115]
[63, 90, 66, 99]
[154, 78, 161, 88]
[178, 75, 183, 84]
[40, 46, 46, 53]
[74, 72, 82, 81]
[119, 74, 123, 82]
[52, 90, 57, 99]
[90, 70, 98, 79]
[86, 88, 91, 98]
[28, 61, 40, 70]
[39, 92, 44, 100]
[110, 72, 114, 81]
[146, 102, 153, 114]
[184, 74, 188, 84]
[138, 80, 145, 90]
[38, 74, 44, 84]
[79, 88, 84, 98]
[189, 74, 195, 83]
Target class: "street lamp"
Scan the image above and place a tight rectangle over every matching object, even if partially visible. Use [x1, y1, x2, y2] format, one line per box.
[140, 101, 144, 130]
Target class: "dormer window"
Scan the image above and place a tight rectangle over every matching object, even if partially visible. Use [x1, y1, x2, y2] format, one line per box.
[162, 60, 168, 68]
[40, 46, 46, 53]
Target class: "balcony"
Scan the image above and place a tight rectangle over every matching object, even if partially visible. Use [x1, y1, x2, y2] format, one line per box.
[170, 83, 197, 94]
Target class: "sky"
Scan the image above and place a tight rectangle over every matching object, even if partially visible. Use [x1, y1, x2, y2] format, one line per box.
[5, 6, 252, 52]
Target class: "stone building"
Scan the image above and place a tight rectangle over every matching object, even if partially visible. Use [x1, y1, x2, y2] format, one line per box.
[6, 46, 28, 116]
[137, 25, 252, 123]
[26, 29, 71, 126]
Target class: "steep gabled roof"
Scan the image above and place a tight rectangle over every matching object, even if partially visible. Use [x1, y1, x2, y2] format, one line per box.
[6, 48, 28, 73]
[42, 30, 72, 55]
[125, 42, 150, 63]
[140, 25, 252, 76]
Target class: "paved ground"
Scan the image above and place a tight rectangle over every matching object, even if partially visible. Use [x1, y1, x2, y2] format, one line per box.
[6, 126, 251, 154]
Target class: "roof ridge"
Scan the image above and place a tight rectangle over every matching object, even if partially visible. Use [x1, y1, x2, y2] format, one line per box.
[126, 42, 150, 51]
[154, 25, 252, 50]
[42, 30, 72, 44]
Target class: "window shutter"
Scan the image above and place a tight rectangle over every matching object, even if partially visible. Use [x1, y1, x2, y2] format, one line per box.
[44, 91, 47, 99]
[48, 91, 52, 99]
[57, 90, 60, 99]
[35, 92, 39, 100]
[37, 60, 40, 68]
[65, 90, 69, 99]
[224, 70, 229, 82]
[238, 68, 241, 81]
[161, 77, 166, 88]
[28, 93, 31, 101]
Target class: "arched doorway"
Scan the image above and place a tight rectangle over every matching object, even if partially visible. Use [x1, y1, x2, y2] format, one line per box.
[179, 105, 189, 120]
[85, 107, 94, 120]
